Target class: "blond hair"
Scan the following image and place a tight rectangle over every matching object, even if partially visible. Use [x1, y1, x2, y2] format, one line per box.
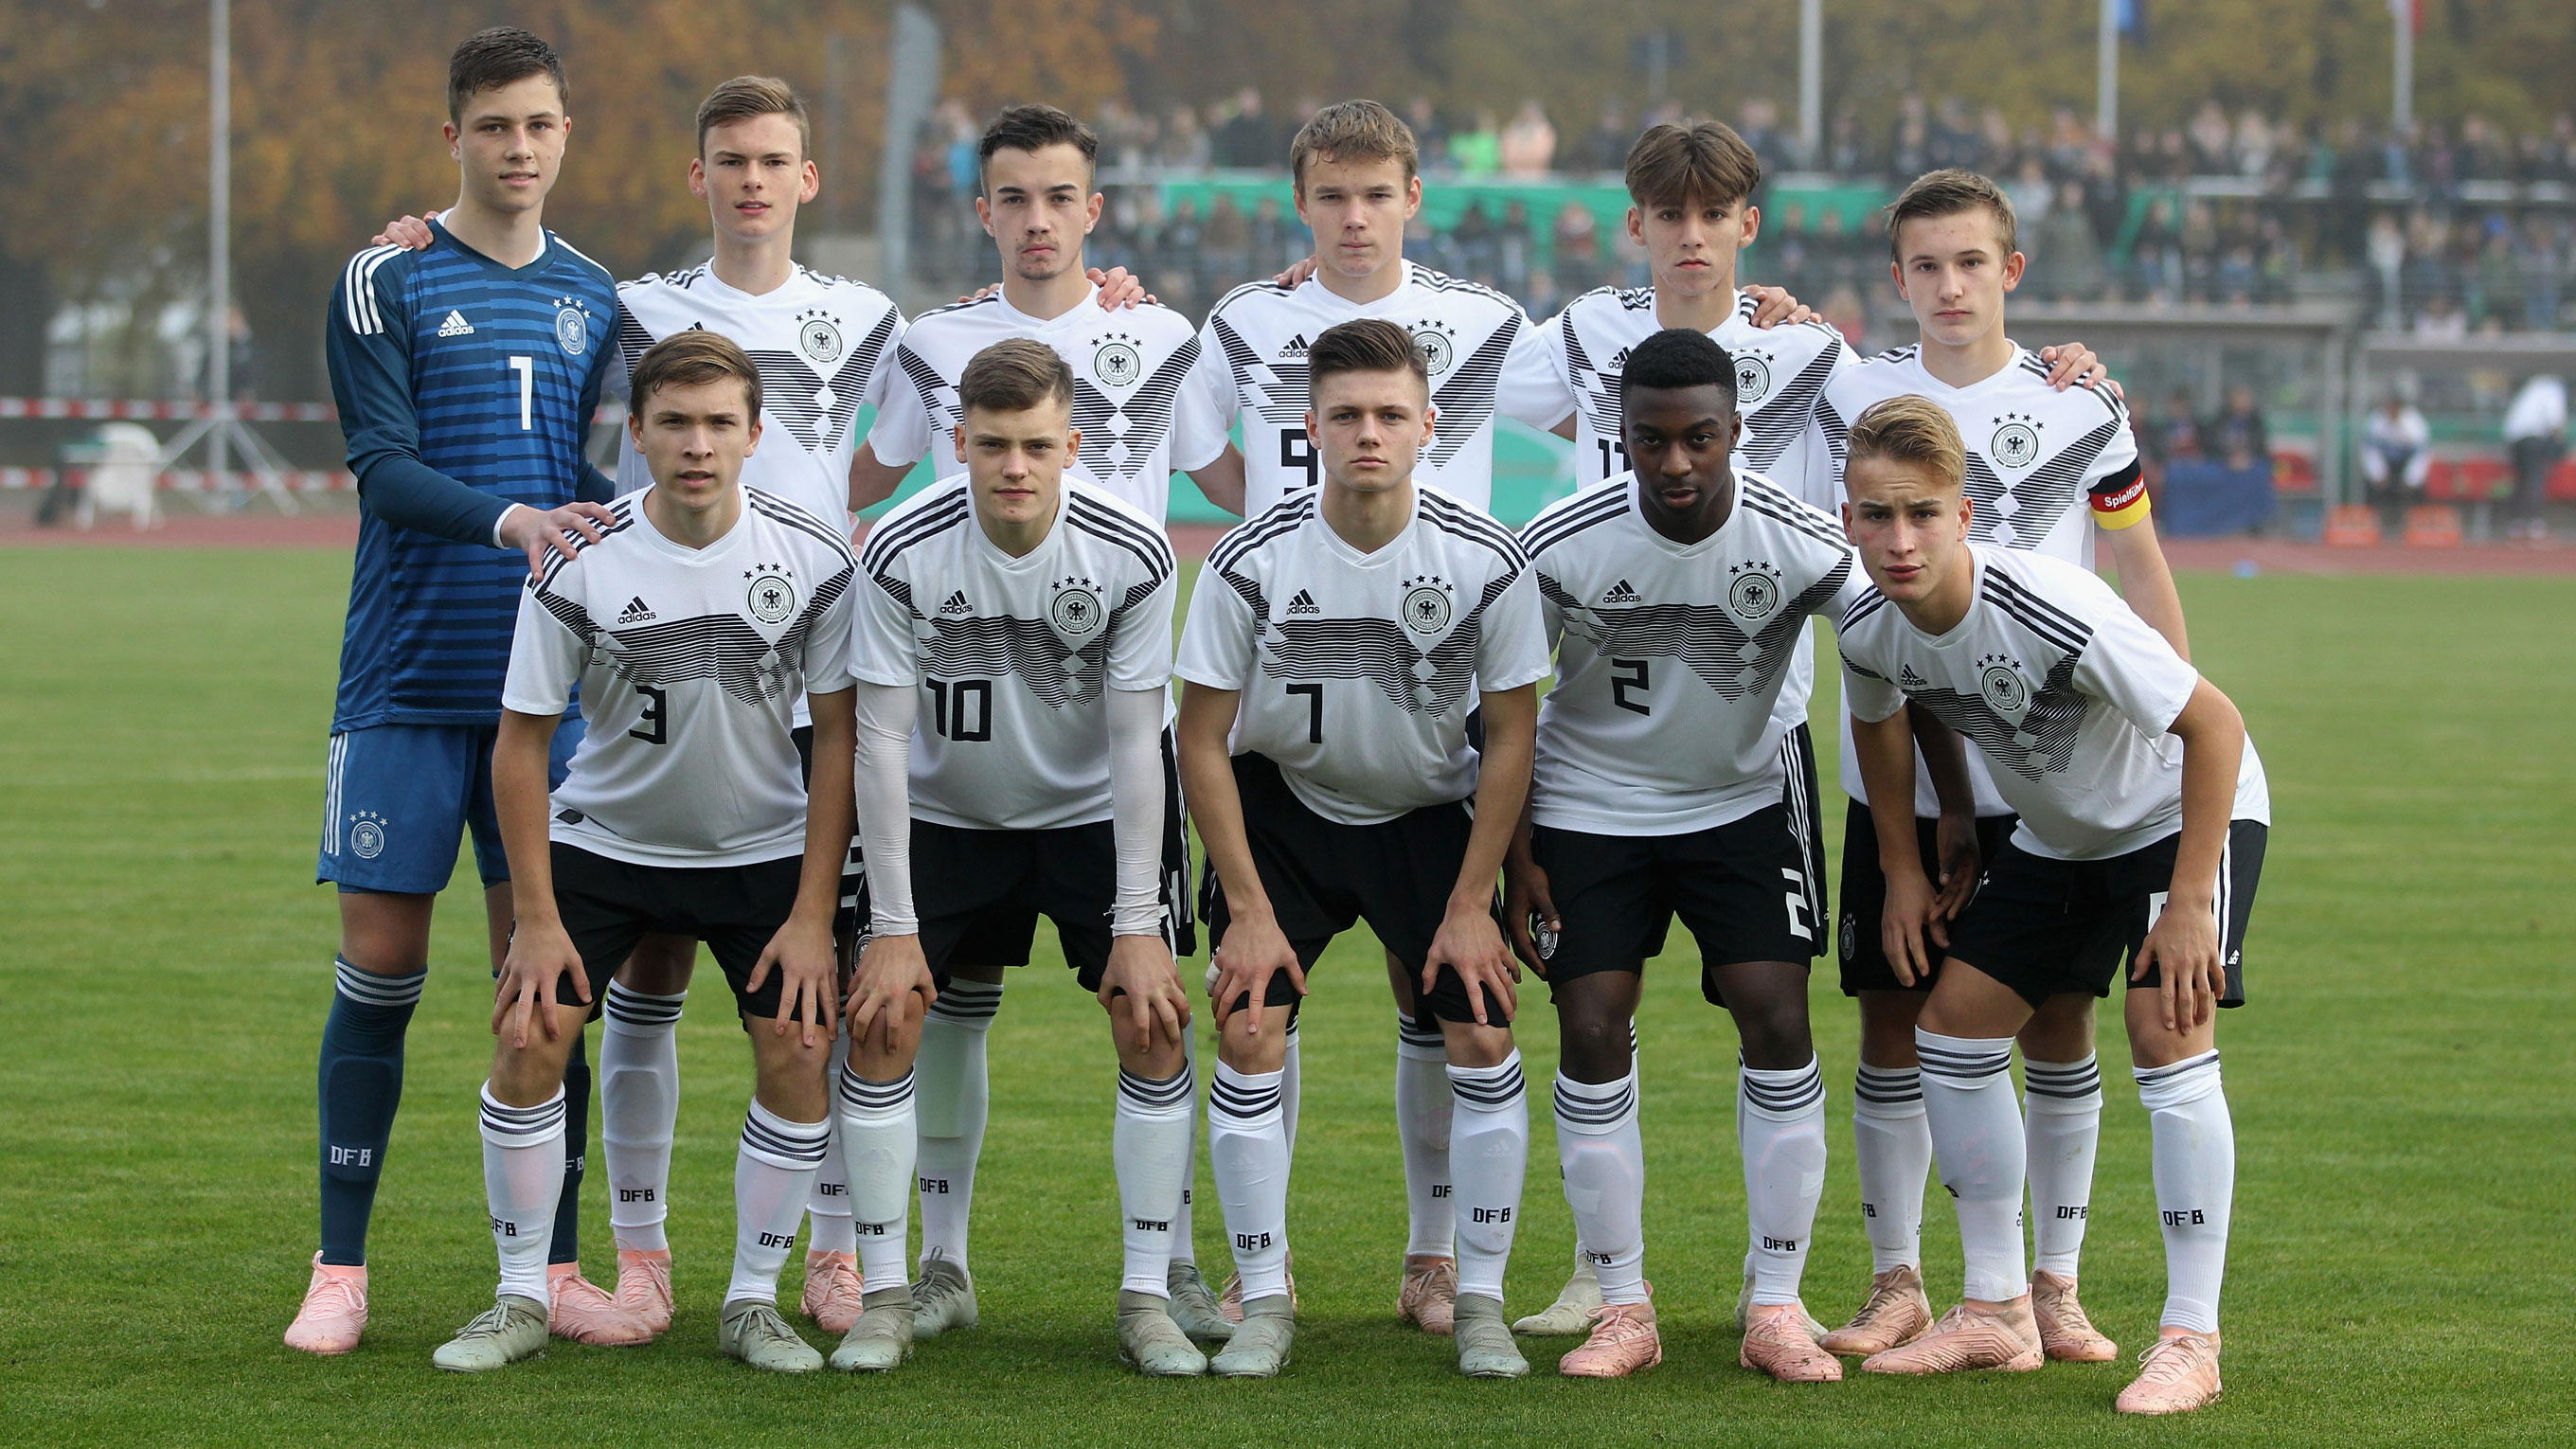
[1290, 99, 1418, 191]
[1844, 395, 1966, 491]
[1885, 168, 2017, 261]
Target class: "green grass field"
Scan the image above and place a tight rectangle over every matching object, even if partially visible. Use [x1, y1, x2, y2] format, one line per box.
[2, 547, 2568, 1447]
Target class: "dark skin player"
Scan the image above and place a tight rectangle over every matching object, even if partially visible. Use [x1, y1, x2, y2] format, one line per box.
[1501, 377, 1977, 1083]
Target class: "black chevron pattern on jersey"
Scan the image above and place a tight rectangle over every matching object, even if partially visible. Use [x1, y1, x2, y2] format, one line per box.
[1537, 555, 1850, 699]
[896, 343, 960, 437]
[1207, 493, 1316, 630]
[1738, 342, 1841, 472]
[916, 580, 1154, 710]
[1424, 315, 1521, 468]
[1261, 569, 1513, 718]
[616, 304, 656, 390]
[540, 602, 811, 707]
[1209, 314, 1310, 425]
[745, 307, 900, 455]
[1900, 654, 2088, 783]
[1561, 321, 1625, 438]
[1068, 337, 1200, 484]
[1966, 416, 2124, 547]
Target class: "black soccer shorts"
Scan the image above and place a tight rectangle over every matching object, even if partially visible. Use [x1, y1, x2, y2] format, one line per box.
[1530, 802, 1824, 1007]
[547, 842, 812, 1022]
[907, 807, 1192, 993]
[1835, 798, 2024, 996]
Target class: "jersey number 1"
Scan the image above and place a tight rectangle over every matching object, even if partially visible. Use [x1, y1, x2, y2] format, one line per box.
[508, 356, 533, 430]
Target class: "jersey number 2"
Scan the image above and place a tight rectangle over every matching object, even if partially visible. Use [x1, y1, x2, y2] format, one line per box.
[1610, 658, 1652, 716]
[508, 356, 533, 430]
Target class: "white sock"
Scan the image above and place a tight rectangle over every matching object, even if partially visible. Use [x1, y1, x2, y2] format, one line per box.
[1170, 1029, 1200, 1268]
[915, 978, 999, 1274]
[1115, 1064, 1196, 1297]
[1741, 1054, 1829, 1307]
[1852, 1064, 1931, 1274]
[1208, 1063, 1291, 1299]
[1916, 1029, 2028, 1303]
[836, 1064, 919, 1294]
[728, 1100, 829, 1306]
[599, 982, 684, 1254]
[2136, 1051, 2233, 1333]
[1396, 1015, 1456, 1258]
[1552, 1068, 1645, 1305]
[479, 1083, 566, 1305]
[1446, 1052, 1529, 1303]
[2023, 1054, 2102, 1279]
[806, 1035, 856, 1256]
[1280, 1016, 1302, 1154]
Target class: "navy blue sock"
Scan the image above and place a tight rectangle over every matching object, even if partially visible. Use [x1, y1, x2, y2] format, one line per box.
[550, 1029, 590, 1265]
[317, 957, 425, 1266]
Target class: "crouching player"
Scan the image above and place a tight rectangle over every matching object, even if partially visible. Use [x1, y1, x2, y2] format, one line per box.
[1177, 318, 1551, 1380]
[836, 339, 1200, 1375]
[434, 331, 859, 1372]
[1834, 396, 2266, 1415]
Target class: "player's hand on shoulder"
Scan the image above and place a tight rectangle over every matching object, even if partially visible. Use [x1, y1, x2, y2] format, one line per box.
[846, 933, 936, 1046]
[1426, 899, 1518, 1026]
[2035, 341, 2120, 398]
[749, 912, 842, 1047]
[2134, 891, 2223, 1032]
[1275, 256, 1318, 288]
[1209, 913, 1303, 1033]
[500, 501, 618, 580]
[1099, 934, 1190, 1051]
[1086, 266, 1158, 310]
[370, 211, 439, 250]
[1745, 284, 1816, 329]
[492, 916, 588, 1048]
[1501, 854, 1559, 979]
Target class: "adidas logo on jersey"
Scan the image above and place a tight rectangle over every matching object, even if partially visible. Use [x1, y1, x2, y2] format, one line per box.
[436, 310, 474, 337]
[1285, 589, 1320, 616]
[1608, 347, 1633, 370]
[939, 589, 972, 617]
[616, 596, 656, 624]
[1279, 333, 1310, 357]
[1600, 579, 1640, 605]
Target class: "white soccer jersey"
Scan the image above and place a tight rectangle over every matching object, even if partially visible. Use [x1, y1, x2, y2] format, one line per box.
[1190, 260, 1569, 517]
[1819, 343, 2146, 814]
[1523, 471, 1869, 835]
[613, 263, 903, 530]
[1547, 287, 1855, 499]
[1838, 547, 2266, 862]
[503, 490, 858, 867]
[851, 476, 1176, 832]
[863, 287, 1226, 526]
[1177, 484, 1550, 826]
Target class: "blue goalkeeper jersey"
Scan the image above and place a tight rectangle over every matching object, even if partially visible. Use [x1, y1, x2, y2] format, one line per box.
[325, 221, 617, 730]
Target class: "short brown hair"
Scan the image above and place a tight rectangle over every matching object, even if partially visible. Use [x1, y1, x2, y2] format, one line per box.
[1307, 318, 1428, 394]
[1623, 121, 1763, 212]
[978, 104, 1098, 192]
[1886, 168, 2018, 261]
[447, 27, 565, 123]
[957, 338, 1075, 416]
[696, 76, 810, 159]
[1290, 99, 1418, 191]
[1843, 395, 1966, 492]
[631, 330, 762, 418]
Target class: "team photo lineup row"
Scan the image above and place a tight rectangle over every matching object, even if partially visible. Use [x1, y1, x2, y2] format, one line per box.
[288, 28, 2268, 1417]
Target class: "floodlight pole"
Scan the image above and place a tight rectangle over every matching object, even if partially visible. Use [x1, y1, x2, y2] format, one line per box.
[2391, 0, 2414, 134]
[2096, 0, 2119, 143]
[1798, 0, 1822, 167]
[208, 0, 228, 489]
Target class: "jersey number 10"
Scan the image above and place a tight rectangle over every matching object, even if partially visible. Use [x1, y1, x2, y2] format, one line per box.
[927, 678, 993, 742]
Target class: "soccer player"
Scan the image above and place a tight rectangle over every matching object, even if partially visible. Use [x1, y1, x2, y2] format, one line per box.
[1509, 327, 1952, 1382]
[844, 102, 1235, 1345]
[289, 27, 639, 1356]
[434, 330, 859, 1373]
[1176, 318, 1552, 1380]
[1833, 395, 2265, 1415]
[1810, 170, 2187, 1362]
[836, 337, 1199, 1374]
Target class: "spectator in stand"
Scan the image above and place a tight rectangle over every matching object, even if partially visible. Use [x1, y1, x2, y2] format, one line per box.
[1818, 283, 1868, 348]
[2415, 291, 2469, 342]
[1160, 104, 1210, 169]
[2502, 373, 2567, 544]
[2520, 217, 2567, 331]
[2188, 100, 2232, 175]
[1500, 98, 1557, 176]
[1452, 198, 1496, 280]
[2470, 222, 2521, 329]
[1740, 98, 1793, 175]
[1452, 110, 1501, 174]
[1213, 88, 1274, 169]
[1201, 192, 1252, 297]
[2133, 195, 2183, 303]
[2368, 212, 2408, 325]
[1582, 98, 1631, 174]
[1889, 93, 1930, 178]
[1825, 107, 1865, 174]
[2145, 390, 2206, 477]
[2005, 155, 2054, 225]
[2209, 386, 2271, 474]
[2361, 392, 2432, 538]
[1497, 197, 1535, 298]
[1551, 199, 1603, 296]
[1249, 195, 1296, 277]
[2233, 109, 2277, 179]
[2033, 181, 2104, 301]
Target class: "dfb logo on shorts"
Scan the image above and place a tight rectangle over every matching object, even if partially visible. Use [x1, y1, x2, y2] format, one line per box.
[349, 810, 388, 860]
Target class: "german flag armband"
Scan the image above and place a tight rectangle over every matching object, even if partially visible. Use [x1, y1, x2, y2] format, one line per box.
[2088, 463, 2150, 530]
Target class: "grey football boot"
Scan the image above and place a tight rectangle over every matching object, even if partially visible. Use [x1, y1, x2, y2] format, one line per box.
[831, 1285, 918, 1371]
[1166, 1261, 1235, 1344]
[1118, 1290, 1208, 1377]
[431, 1295, 548, 1372]
[1454, 1294, 1531, 1379]
[909, 1250, 979, 1338]
[1208, 1295, 1295, 1378]
[721, 1298, 825, 1372]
